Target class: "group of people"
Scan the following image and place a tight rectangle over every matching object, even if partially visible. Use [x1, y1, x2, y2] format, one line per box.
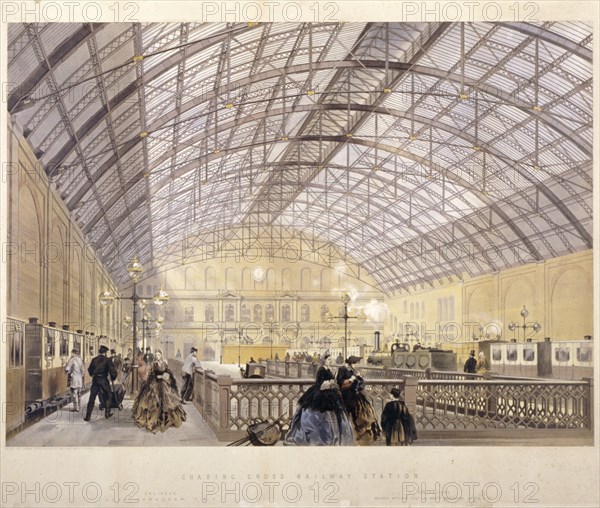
[463, 350, 490, 374]
[65, 345, 204, 433]
[284, 352, 417, 446]
[284, 351, 346, 365]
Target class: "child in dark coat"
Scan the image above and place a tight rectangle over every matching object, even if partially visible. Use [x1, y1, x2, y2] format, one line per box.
[380, 388, 417, 446]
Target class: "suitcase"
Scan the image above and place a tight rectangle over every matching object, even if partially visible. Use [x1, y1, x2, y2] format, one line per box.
[109, 381, 125, 410]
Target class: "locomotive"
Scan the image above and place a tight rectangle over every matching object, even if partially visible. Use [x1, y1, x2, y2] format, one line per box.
[367, 342, 457, 371]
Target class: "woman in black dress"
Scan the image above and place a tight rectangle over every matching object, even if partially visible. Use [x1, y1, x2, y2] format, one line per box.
[132, 349, 186, 433]
[284, 352, 355, 446]
[336, 355, 382, 444]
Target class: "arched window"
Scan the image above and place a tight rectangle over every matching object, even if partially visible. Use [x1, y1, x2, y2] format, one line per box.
[185, 267, 196, 290]
[301, 304, 310, 322]
[320, 304, 329, 321]
[266, 269, 276, 290]
[281, 269, 291, 290]
[225, 267, 236, 290]
[253, 304, 262, 322]
[265, 304, 275, 321]
[301, 268, 312, 290]
[448, 296, 455, 321]
[241, 268, 252, 290]
[224, 304, 235, 322]
[282, 304, 291, 322]
[205, 267, 216, 290]
[241, 304, 250, 322]
[205, 304, 215, 322]
[184, 305, 194, 322]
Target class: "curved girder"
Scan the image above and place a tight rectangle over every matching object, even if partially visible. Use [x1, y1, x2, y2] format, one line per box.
[140, 101, 589, 250]
[8, 23, 109, 112]
[44, 23, 254, 173]
[78, 99, 590, 257]
[98, 147, 539, 288]
[91, 132, 539, 277]
[499, 22, 592, 63]
[56, 55, 590, 198]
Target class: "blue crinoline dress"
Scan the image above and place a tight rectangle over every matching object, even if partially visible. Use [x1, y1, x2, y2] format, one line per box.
[284, 365, 355, 446]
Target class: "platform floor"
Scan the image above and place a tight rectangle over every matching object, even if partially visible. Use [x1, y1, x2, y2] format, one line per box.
[6, 362, 593, 447]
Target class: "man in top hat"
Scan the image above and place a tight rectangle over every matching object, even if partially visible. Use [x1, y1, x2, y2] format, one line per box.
[143, 347, 155, 365]
[84, 345, 118, 421]
[181, 347, 203, 403]
[65, 348, 85, 412]
[463, 350, 477, 374]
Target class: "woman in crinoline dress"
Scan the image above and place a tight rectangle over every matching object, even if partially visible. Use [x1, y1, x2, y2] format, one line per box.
[132, 349, 187, 433]
[284, 351, 355, 446]
[336, 355, 382, 444]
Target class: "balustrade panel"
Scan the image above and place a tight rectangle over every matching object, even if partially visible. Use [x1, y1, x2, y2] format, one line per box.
[415, 380, 591, 430]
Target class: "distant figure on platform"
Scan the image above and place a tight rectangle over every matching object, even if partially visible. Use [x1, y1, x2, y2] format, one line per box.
[336, 356, 382, 444]
[143, 347, 155, 365]
[110, 349, 123, 379]
[132, 349, 186, 433]
[284, 351, 355, 446]
[176, 349, 182, 360]
[84, 345, 118, 421]
[121, 349, 132, 388]
[464, 350, 477, 374]
[65, 348, 84, 412]
[380, 388, 417, 446]
[476, 351, 490, 373]
[181, 347, 203, 403]
[249, 357, 256, 363]
[285, 352, 290, 362]
[274, 353, 279, 361]
[136, 350, 148, 385]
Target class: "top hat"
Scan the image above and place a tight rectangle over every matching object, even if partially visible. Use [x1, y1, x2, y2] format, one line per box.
[99, 345, 109, 354]
[469, 350, 476, 356]
[190, 347, 198, 353]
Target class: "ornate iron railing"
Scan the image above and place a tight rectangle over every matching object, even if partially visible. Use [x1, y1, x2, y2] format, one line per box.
[170, 360, 593, 441]
[190, 367, 408, 441]
[415, 379, 593, 430]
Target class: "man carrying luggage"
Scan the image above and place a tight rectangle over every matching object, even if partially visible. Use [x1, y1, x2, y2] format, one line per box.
[84, 345, 118, 421]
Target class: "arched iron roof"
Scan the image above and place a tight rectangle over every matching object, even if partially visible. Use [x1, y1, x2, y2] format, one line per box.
[7, 21, 593, 293]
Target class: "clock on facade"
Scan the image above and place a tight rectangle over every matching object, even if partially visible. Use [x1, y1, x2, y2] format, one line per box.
[251, 266, 266, 282]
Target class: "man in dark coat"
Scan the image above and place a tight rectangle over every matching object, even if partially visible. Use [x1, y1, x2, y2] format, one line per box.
[464, 350, 477, 374]
[84, 345, 118, 421]
[143, 347, 155, 365]
[110, 349, 123, 380]
[180, 347, 203, 403]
